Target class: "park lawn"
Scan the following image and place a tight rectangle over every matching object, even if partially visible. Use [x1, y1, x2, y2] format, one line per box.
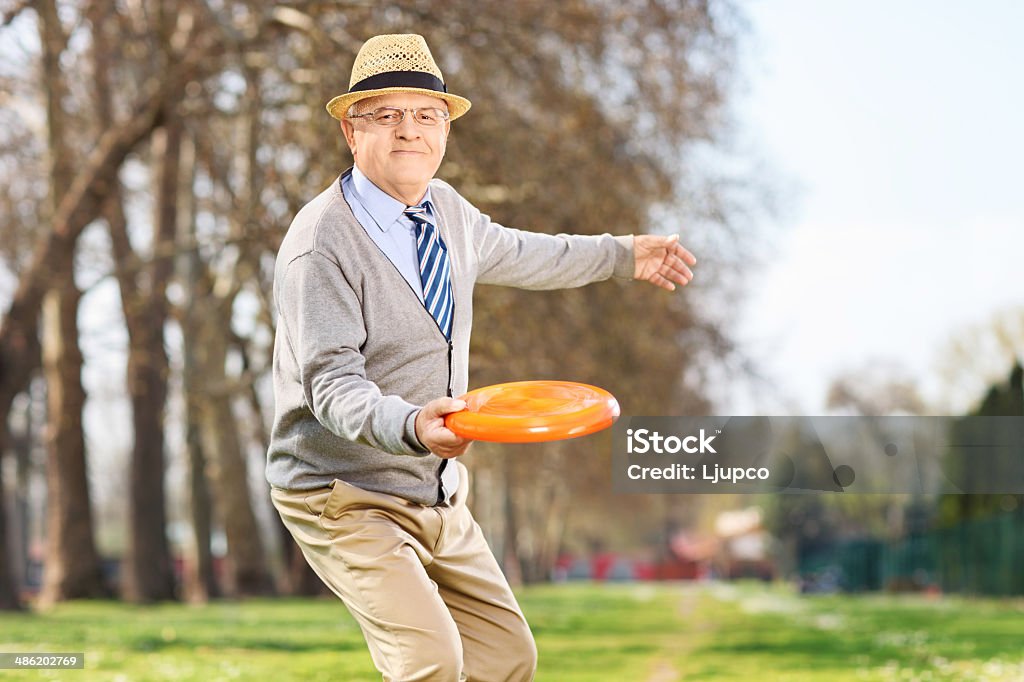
[666, 582, 1024, 681]
[0, 583, 1021, 681]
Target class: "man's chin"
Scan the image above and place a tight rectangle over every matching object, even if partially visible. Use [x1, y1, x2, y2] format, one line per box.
[388, 165, 438, 185]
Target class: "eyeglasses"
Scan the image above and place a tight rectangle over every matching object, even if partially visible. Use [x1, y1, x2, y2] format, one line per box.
[347, 107, 450, 127]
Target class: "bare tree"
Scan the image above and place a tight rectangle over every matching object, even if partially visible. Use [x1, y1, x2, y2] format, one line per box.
[0, 0, 226, 607]
[176, 130, 219, 602]
[180, 64, 276, 597]
[935, 307, 1024, 414]
[86, 0, 178, 602]
[117, 120, 182, 603]
[35, 0, 106, 605]
[826, 360, 930, 416]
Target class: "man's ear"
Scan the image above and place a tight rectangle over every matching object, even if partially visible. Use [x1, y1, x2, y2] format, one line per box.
[341, 120, 357, 155]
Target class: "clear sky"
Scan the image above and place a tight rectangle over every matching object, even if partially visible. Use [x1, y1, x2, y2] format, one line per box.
[728, 0, 1024, 414]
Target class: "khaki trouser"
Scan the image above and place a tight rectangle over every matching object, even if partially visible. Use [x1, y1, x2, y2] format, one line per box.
[271, 461, 537, 682]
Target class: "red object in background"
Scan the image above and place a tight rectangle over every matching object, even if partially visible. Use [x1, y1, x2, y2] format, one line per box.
[591, 553, 616, 581]
[654, 558, 701, 580]
[632, 561, 656, 581]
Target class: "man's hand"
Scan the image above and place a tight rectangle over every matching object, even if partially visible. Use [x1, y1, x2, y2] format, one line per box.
[415, 397, 473, 459]
[633, 234, 697, 291]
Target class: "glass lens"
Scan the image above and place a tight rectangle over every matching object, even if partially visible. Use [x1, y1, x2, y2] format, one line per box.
[414, 108, 445, 125]
[371, 108, 404, 125]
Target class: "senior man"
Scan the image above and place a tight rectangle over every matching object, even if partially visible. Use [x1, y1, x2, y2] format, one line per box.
[267, 34, 696, 682]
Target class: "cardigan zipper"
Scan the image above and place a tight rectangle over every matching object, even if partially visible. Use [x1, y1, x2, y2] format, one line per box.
[438, 315, 455, 505]
[446, 340, 454, 398]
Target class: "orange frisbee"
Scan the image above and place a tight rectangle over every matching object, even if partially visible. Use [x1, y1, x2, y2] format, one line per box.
[444, 380, 620, 443]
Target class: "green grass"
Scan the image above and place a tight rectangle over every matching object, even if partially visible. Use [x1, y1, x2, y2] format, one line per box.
[0, 583, 1022, 680]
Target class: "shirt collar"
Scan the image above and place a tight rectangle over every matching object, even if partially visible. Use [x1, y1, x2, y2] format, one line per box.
[351, 165, 434, 233]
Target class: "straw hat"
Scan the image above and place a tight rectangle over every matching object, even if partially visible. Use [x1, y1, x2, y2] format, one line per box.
[326, 34, 472, 121]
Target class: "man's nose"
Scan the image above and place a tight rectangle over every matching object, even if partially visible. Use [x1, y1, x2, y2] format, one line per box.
[394, 112, 421, 139]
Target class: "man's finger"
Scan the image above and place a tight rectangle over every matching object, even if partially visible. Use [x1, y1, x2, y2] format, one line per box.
[650, 272, 676, 291]
[424, 398, 467, 418]
[446, 441, 472, 458]
[429, 427, 463, 447]
[670, 241, 697, 265]
[659, 262, 689, 286]
[661, 266, 690, 286]
[667, 255, 694, 280]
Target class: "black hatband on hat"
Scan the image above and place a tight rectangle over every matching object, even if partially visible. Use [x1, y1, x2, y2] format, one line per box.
[348, 71, 448, 94]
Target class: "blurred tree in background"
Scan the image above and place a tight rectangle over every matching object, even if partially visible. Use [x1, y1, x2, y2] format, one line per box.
[0, 0, 760, 608]
[765, 363, 1024, 595]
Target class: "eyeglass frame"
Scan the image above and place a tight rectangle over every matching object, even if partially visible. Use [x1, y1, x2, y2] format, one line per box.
[346, 106, 451, 127]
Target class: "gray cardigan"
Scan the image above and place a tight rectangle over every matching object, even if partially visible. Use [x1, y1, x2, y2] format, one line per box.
[266, 171, 634, 505]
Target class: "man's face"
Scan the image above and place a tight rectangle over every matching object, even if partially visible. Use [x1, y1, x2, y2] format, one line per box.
[341, 92, 451, 204]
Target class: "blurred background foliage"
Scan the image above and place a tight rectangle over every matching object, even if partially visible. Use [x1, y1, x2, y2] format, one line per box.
[0, 0, 759, 608]
[0, 0, 1019, 615]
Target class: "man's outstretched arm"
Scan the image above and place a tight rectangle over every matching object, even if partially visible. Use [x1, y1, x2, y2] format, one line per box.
[468, 201, 696, 291]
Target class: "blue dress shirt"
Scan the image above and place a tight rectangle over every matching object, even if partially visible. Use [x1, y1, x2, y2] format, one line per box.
[342, 166, 432, 301]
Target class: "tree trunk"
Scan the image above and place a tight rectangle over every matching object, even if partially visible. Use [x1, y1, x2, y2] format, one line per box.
[120, 313, 177, 603]
[233, 333, 320, 596]
[177, 131, 219, 603]
[38, 263, 108, 605]
[87, 0, 177, 603]
[183, 392, 219, 602]
[118, 122, 181, 603]
[0, 440, 23, 610]
[36, 0, 106, 606]
[196, 317, 273, 596]
[501, 456, 523, 587]
[7, 392, 35, 602]
[179, 64, 274, 598]
[0, 351, 37, 611]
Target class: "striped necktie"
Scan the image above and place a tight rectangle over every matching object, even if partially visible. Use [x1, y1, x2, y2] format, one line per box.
[404, 202, 454, 340]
